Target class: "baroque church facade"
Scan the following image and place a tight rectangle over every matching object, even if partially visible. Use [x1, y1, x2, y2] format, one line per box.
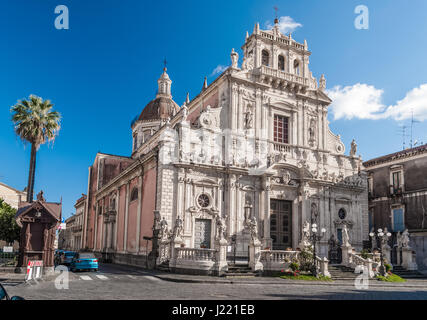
[81, 19, 369, 273]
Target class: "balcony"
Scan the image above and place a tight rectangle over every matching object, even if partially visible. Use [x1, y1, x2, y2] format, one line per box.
[389, 185, 403, 196]
[254, 66, 310, 92]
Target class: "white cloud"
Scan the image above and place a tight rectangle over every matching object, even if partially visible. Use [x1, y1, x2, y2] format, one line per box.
[326, 83, 427, 122]
[266, 16, 302, 34]
[211, 65, 227, 76]
[383, 84, 427, 121]
[326, 84, 386, 120]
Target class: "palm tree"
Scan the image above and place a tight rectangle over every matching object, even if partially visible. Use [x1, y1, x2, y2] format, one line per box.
[11, 95, 61, 203]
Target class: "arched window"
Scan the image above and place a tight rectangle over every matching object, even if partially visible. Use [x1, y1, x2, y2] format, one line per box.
[262, 50, 270, 66]
[278, 55, 285, 71]
[294, 60, 300, 75]
[130, 187, 138, 202]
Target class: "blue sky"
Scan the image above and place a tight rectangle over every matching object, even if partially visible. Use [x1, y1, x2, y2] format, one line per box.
[1, 0, 426, 218]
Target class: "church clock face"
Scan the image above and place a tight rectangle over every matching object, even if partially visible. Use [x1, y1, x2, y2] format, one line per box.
[197, 194, 210, 208]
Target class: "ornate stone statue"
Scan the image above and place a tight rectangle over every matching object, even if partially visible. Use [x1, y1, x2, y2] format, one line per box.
[396, 231, 402, 248]
[350, 139, 357, 157]
[300, 221, 311, 248]
[242, 51, 254, 70]
[319, 74, 326, 91]
[181, 104, 188, 121]
[311, 203, 318, 222]
[248, 217, 259, 241]
[159, 217, 169, 240]
[308, 119, 316, 144]
[230, 48, 239, 69]
[244, 109, 253, 129]
[401, 229, 410, 248]
[342, 224, 351, 247]
[173, 216, 184, 239]
[215, 215, 227, 241]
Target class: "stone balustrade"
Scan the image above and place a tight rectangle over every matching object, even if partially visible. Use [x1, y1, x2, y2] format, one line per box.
[260, 250, 300, 272]
[271, 141, 292, 154]
[255, 66, 309, 89]
[176, 248, 217, 262]
[348, 252, 375, 278]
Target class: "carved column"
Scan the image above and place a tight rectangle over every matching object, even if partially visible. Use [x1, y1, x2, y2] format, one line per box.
[113, 186, 120, 250]
[263, 176, 272, 248]
[123, 182, 130, 252]
[136, 175, 143, 253]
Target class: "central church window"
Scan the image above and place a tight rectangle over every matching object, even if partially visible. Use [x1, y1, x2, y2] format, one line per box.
[197, 194, 210, 208]
[274, 115, 289, 144]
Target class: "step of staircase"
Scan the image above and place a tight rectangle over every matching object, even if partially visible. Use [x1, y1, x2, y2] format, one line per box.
[391, 266, 426, 279]
[328, 265, 358, 280]
[224, 264, 259, 278]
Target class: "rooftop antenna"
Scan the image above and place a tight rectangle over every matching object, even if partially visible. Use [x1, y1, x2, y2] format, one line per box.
[410, 109, 420, 148]
[397, 125, 409, 150]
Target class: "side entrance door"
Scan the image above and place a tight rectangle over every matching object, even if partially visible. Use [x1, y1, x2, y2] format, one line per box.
[270, 200, 292, 250]
[194, 219, 212, 249]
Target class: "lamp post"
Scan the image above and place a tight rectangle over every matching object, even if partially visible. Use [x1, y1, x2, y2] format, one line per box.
[369, 228, 391, 277]
[309, 224, 326, 277]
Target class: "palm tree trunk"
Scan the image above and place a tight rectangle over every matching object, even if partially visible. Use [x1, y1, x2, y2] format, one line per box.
[26, 143, 37, 202]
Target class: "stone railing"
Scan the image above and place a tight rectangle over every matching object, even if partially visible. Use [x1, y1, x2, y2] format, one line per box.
[259, 32, 306, 50]
[260, 250, 299, 271]
[176, 248, 217, 262]
[271, 141, 292, 154]
[316, 256, 331, 278]
[348, 252, 375, 278]
[256, 66, 310, 88]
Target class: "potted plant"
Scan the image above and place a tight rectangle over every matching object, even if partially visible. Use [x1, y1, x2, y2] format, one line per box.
[285, 247, 293, 251]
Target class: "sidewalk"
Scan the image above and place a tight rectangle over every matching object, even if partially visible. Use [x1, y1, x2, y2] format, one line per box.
[148, 270, 427, 289]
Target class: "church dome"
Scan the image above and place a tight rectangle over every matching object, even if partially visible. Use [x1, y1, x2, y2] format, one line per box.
[137, 67, 180, 122]
[138, 96, 180, 122]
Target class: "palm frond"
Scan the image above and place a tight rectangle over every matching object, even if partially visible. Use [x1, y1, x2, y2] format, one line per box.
[10, 95, 61, 146]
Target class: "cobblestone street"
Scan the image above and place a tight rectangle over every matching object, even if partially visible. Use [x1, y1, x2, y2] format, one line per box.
[2, 263, 427, 300]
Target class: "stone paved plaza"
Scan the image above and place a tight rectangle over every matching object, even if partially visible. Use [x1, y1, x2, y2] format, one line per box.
[2, 263, 427, 300]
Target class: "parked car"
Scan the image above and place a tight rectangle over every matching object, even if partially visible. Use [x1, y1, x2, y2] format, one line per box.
[62, 251, 77, 265]
[70, 252, 98, 272]
[0, 282, 24, 300]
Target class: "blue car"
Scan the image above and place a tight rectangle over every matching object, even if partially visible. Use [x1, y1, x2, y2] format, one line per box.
[70, 252, 98, 272]
[62, 251, 76, 265]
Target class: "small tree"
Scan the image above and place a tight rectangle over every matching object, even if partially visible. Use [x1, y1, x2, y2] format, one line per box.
[0, 199, 20, 245]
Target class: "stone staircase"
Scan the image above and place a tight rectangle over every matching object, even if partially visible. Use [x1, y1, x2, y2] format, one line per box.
[156, 261, 170, 272]
[223, 263, 259, 278]
[328, 265, 359, 280]
[392, 266, 426, 279]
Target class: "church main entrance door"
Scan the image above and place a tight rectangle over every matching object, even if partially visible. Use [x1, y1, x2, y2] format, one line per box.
[270, 200, 292, 250]
[194, 219, 211, 249]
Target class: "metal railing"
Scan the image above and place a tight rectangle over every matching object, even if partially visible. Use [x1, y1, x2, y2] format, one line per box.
[0, 252, 19, 267]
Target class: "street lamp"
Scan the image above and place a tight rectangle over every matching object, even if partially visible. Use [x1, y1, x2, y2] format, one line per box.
[309, 224, 326, 277]
[369, 228, 391, 276]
